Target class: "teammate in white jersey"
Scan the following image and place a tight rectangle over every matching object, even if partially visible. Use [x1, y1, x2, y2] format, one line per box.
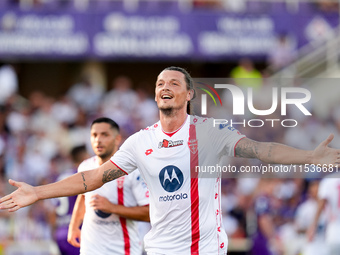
[67, 117, 149, 255]
[1, 67, 340, 255]
[308, 172, 340, 254]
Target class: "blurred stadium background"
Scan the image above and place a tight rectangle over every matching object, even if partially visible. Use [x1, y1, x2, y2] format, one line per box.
[1, 0, 340, 254]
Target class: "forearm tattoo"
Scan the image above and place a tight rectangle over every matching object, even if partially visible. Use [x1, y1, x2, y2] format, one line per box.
[235, 139, 276, 161]
[235, 139, 260, 158]
[102, 169, 125, 183]
[81, 172, 87, 191]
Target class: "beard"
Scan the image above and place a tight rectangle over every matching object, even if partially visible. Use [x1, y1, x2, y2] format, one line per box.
[159, 106, 174, 116]
[97, 150, 111, 161]
[158, 100, 187, 117]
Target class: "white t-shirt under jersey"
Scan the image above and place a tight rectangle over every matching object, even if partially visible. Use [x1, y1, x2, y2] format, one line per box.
[78, 156, 149, 255]
[110, 115, 245, 255]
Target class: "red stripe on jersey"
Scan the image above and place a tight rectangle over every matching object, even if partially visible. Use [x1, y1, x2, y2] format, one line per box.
[110, 160, 129, 175]
[117, 177, 130, 255]
[190, 124, 200, 254]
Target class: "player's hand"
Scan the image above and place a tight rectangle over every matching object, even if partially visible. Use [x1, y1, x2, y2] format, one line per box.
[67, 227, 81, 248]
[0, 179, 38, 212]
[312, 134, 340, 166]
[90, 194, 113, 213]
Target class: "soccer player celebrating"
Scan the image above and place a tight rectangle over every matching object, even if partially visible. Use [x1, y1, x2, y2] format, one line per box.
[1, 66, 340, 255]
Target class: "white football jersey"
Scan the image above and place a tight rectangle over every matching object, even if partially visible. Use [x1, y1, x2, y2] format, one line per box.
[111, 115, 245, 255]
[318, 172, 340, 245]
[78, 156, 149, 255]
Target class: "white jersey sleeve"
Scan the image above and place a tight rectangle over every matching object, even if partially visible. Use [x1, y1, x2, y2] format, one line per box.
[200, 117, 245, 157]
[110, 132, 139, 174]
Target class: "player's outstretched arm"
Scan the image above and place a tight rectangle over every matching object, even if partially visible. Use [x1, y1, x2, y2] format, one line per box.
[0, 160, 126, 212]
[235, 134, 340, 166]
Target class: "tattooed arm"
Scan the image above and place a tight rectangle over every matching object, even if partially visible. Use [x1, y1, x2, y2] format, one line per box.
[235, 135, 340, 166]
[0, 160, 126, 212]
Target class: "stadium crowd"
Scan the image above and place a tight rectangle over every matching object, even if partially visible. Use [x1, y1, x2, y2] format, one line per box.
[0, 61, 340, 255]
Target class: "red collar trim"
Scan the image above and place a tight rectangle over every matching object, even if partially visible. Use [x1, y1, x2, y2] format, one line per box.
[161, 115, 188, 137]
[162, 129, 179, 137]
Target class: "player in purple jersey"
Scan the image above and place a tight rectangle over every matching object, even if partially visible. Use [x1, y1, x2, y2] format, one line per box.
[53, 145, 89, 255]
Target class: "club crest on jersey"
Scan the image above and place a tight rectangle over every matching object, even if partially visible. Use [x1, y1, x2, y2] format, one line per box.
[116, 176, 125, 189]
[159, 165, 184, 192]
[158, 139, 184, 149]
[188, 139, 198, 154]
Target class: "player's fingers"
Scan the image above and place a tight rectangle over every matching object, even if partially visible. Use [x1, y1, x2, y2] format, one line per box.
[73, 239, 81, 248]
[1, 201, 17, 210]
[0, 194, 12, 204]
[69, 239, 79, 248]
[0, 198, 15, 209]
[69, 235, 77, 246]
[8, 205, 20, 212]
[322, 133, 334, 146]
[8, 179, 21, 188]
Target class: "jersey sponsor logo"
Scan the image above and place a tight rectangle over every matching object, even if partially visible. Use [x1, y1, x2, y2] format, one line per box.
[95, 209, 112, 218]
[158, 139, 184, 149]
[159, 193, 188, 202]
[159, 165, 184, 192]
[117, 176, 125, 189]
[188, 139, 198, 154]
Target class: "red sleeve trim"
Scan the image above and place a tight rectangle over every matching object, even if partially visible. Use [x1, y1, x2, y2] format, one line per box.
[110, 160, 129, 175]
[234, 136, 246, 157]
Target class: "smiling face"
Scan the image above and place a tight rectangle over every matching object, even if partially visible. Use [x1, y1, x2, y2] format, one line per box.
[155, 70, 191, 116]
[90, 122, 120, 162]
